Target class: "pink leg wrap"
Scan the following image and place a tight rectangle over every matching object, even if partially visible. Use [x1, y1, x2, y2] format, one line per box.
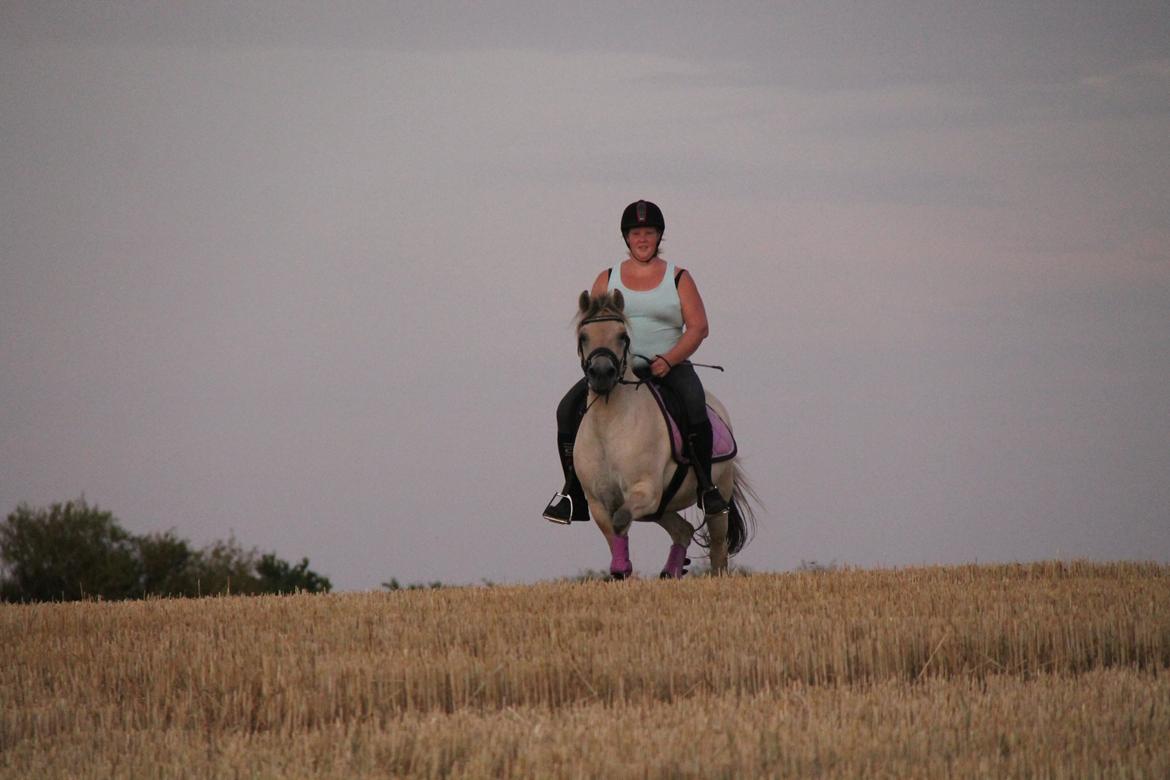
[609, 535, 632, 577]
[661, 543, 688, 579]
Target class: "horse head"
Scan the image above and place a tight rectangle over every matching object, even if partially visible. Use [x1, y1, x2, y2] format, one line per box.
[577, 290, 629, 396]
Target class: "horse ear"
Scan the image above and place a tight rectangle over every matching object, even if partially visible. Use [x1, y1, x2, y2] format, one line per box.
[611, 289, 624, 312]
[578, 290, 591, 314]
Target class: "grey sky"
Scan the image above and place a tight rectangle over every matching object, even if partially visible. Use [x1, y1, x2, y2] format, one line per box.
[2, 2, 1167, 589]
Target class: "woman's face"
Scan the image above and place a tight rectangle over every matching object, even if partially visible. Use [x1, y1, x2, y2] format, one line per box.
[626, 227, 660, 262]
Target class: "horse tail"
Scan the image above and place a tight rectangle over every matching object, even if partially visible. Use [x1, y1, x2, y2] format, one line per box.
[726, 463, 760, 556]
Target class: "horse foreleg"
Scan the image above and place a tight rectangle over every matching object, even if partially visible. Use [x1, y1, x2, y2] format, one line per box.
[607, 533, 632, 579]
[611, 481, 660, 534]
[587, 504, 633, 580]
[654, 511, 693, 579]
[599, 482, 661, 580]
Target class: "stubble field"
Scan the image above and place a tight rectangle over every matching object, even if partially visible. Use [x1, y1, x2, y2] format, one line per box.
[2, 561, 1168, 778]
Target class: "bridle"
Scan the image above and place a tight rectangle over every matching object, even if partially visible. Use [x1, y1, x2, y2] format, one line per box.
[578, 314, 726, 396]
[578, 315, 637, 396]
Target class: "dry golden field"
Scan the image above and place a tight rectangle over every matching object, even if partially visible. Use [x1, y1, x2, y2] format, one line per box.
[2, 561, 1168, 778]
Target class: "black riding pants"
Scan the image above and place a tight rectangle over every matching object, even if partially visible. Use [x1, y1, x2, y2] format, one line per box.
[556, 363, 708, 441]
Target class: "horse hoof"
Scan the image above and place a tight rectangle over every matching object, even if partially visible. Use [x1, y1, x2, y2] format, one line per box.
[610, 570, 630, 581]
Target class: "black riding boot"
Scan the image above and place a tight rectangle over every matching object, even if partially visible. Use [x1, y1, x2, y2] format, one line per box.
[688, 420, 728, 515]
[543, 438, 589, 524]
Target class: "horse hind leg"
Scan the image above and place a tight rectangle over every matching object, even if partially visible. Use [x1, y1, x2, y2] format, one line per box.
[704, 461, 739, 575]
[706, 509, 730, 574]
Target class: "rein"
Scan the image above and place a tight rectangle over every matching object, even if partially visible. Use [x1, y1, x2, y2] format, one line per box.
[633, 355, 726, 373]
[577, 312, 725, 417]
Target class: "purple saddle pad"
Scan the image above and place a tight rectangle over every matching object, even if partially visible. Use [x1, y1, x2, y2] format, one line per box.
[646, 384, 737, 465]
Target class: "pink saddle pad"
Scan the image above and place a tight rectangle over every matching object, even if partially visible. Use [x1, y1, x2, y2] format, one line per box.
[646, 384, 737, 465]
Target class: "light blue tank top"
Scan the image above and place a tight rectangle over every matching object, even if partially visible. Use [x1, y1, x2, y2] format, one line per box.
[608, 261, 684, 370]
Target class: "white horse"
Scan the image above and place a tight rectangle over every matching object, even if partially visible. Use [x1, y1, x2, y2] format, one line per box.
[572, 290, 756, 578]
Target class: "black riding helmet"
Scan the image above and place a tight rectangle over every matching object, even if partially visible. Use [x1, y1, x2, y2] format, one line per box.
[620, 199, 665, 239]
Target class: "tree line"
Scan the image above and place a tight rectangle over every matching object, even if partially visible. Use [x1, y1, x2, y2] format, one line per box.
[0, 498, 330, 602]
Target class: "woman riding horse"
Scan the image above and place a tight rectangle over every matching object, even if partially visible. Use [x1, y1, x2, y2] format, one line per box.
[544, 199, 727, 524]
[559, 287, 753, 577]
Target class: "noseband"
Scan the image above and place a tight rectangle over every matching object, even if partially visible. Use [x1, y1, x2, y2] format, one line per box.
[579, 315, 630, 394]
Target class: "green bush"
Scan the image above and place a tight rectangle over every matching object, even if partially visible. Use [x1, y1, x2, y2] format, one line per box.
[258, 553, 333, 595]
[137, 530, 200, 597]
[0, 499, 140, 601]
[0, 499, 331, 602]
[381, 577, 444, 591]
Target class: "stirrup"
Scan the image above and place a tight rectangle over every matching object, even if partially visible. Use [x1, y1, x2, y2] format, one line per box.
[543, 492, 574, 525]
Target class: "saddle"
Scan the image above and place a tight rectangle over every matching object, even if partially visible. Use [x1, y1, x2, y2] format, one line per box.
[646, 383, 737, 464]
[640, 381, 737, 519]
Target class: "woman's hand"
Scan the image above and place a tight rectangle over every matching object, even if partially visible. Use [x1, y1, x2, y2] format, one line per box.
[650, 355, 672, 378]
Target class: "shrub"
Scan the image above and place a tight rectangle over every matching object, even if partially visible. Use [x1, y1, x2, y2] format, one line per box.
[0, 499, 140, 601]
[1, 499, 331, 602]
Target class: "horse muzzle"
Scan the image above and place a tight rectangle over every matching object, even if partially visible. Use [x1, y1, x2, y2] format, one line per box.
[583, 348, 622, 395]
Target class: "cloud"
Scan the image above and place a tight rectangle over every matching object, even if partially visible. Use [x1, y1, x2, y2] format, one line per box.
[6, 2, 1167, 92]
[1082, 58, 1170, 87]
[1074, 58, 1170, 118]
